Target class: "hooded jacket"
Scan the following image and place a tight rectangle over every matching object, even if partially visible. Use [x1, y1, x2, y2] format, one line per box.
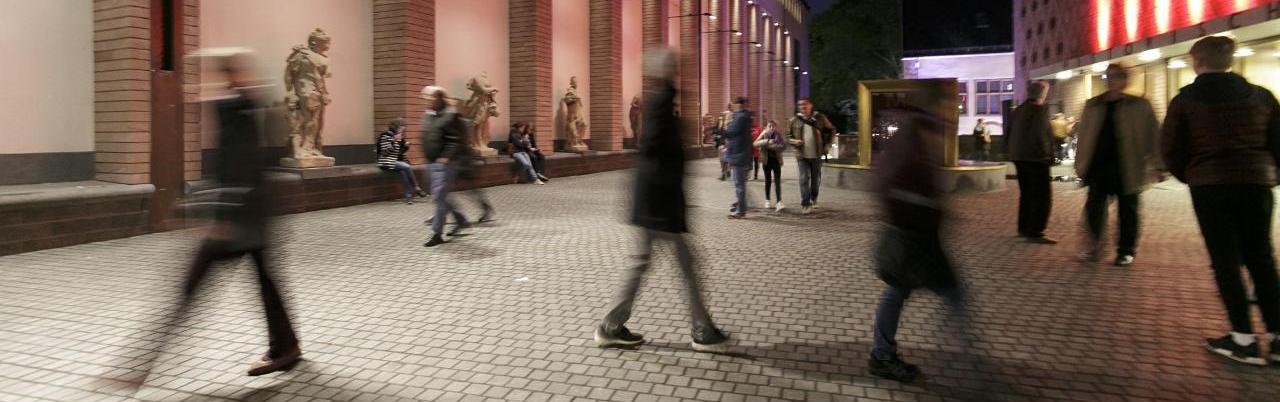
[1162, 72, 1280, 187]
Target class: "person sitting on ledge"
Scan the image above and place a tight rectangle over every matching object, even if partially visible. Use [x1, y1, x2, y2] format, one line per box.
[508, 122, 546, 185]
[377, 118, 428, 204]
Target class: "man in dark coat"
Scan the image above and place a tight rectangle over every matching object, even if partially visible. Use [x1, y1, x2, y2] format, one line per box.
[725, 97, 754, 218]
[421, 86, 477, 247]
[594, 48, 730, 354]
[1007, 80, 1058, 244]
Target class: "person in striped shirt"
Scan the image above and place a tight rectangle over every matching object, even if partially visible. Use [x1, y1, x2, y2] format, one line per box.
[378, 118, 428, 204]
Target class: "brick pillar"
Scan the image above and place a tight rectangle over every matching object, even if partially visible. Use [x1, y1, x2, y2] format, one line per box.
[759, 19, 772, 125]
[746, 6, 760, 125]
[728, 0, 745, 103]
[510, 0, 553, 150]
[641, 0, 667, 94]
[182, 1, 201, 181]
[678, 0, 702, 145]
[94, 0, 153, 184]
[373, 0, 435, 165]
[706, 0, 727, 120]
[589, 0, 623, 151]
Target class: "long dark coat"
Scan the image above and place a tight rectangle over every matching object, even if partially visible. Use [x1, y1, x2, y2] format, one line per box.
[630, 82, 687, 233]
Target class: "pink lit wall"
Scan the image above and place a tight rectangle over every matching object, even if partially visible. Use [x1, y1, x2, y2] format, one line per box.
[552, 0, 592, 143]
[436, 0, 511, 141]
[622, 0, 643, 139]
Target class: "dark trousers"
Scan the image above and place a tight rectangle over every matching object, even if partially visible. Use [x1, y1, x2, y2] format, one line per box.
[797, 158, 823, 207]
[1014, 161, 1052, 237]
[530, 151, 546, 174]
[752, 157, 760, 179]
[1084, 184, 1140, 255]
[185, 239, 298, 357]
[603, 229, 714, 335]
[763, 160, 782, 201]
[1191, 185, 1280, 334]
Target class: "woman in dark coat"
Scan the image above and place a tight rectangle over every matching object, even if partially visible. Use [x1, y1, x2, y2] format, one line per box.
[594, 48, 731, 353]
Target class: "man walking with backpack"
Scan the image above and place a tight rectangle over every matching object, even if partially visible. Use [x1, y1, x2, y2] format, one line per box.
[786, 98, 837, 215]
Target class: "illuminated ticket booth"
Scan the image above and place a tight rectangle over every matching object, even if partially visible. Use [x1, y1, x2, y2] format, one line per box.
[823, 78, 1008, 193]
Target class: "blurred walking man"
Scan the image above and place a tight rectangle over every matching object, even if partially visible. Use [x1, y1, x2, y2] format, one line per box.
[594, 48, 731, 353]
[725, 97, 754, 219]
[786, 98, 837, 214]
[171, 52, 301, 377]
[1008, 81, 1058, 244]
[421, 86, 473, 247]
[1074, 64, 1162, 267]
[1163, 36, 1280, 366]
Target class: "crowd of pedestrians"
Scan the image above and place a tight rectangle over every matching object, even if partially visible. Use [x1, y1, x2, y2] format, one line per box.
[129, 36, 1277, 392]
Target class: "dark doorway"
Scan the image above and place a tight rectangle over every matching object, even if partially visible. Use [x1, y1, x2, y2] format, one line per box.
[150, 0, 185, 228]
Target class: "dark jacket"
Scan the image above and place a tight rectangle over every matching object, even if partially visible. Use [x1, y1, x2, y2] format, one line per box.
[1006, 102, 1054, 163]
[421, 106, 467, 164]
[1162, 72, 1280, 187]
[631, 82, 687, 233]
[508, 128, 532, 154]
[875, 106, 955, 291]
[212, 90, 269, 239]
[723, 109, 754, 166]
[1074, 93, 1162, 194]
[785, 111, 838, 158]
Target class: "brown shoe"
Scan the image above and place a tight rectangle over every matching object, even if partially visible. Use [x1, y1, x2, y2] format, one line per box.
[247, 347, 302, 376]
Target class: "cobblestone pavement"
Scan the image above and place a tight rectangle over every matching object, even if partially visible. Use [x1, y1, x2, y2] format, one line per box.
[3, 159, 1280, 402]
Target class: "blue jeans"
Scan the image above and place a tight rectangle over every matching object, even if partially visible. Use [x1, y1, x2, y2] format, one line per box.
[871, 285, 966, 359]
[731, 164, 748, 214]
[429, 163, 468, 235]
[391, 161, 418, 197]
[797, 158, 822, 207]
[512, 152, 538, 181]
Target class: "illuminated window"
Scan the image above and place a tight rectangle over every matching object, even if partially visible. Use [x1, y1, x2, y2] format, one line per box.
[975, 79, 1014, 115]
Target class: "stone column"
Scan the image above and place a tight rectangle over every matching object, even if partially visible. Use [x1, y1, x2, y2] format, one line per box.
[182, 1, 201, 181]
[706, 0, 727, 121]
[760, 19, 772, 125]
[373, 0, 434, 165]
[641, 0, 667, 94]
[588, 0, 622, 151]
[746, 5, 760, 124]
[678, 0, 702, 146]
[510, 0, 554, 151]
[94, 0, 152, 184]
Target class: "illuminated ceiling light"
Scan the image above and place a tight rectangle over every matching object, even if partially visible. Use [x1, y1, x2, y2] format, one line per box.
[747, 0, 754, 4]
[763, 12, 769, 17]
[1235, 0, 1257, 12]
[793, 66, 799, 70]
[1056, 70, 1073, 80]
[755, 43, 762, 48]
[1167, 59, 1187, 69]
[735, 31, 743, 37]
[802, 71, 808, 75]
[783, 60, 789, 65]
[708, 14, 717, 21]
[784, 30, 790, 35]
[1091, 62, 1109, 73]
[1138, 49, 1162, 62]
[1235, 47, 1255, 57]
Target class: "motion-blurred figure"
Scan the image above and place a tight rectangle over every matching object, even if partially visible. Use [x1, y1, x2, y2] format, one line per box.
[1074, 64, 1161, 267]
[1008, 81, 1058, 244]
[421, 86, 485, 247]
[594, 48, 731, 353]
[1163, 36, 1280, 366]
[176, 51, 302, 377]
[724, 97, 754, 219]
[868, 87, 968, 382]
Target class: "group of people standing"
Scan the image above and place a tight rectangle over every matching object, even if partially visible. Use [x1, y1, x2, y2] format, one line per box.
[713, 97, 838, 217]
[1007, 36, 1280, 367]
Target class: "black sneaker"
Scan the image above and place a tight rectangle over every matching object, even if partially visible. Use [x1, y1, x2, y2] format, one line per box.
[594, 325, 645, 348]
[1114, 254, 1135, 267]
[1270, 338, 1280, 364]
[537, 173, 550, 182]
[415, 189, 429, 198]
[423, 234, 445, 248]
[448, 222, 471, 236]
[691, 327, 731, 353]
[868, 353, 921, 382]
[1205, 335, 1266, 366]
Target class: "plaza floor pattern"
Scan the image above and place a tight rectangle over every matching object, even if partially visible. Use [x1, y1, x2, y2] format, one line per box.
[2, 159, 1280, 402]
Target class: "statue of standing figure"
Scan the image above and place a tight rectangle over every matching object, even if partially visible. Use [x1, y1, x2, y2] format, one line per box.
[282, 28, 336, 168]
[561, 76, 589, 152]
[629, 95, 641, 139]
[460, 73, 500, 156]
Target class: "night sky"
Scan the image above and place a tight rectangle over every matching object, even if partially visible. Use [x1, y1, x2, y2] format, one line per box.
[902, 0, 1013, 51]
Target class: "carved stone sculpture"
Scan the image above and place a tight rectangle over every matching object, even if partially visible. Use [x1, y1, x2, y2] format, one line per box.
[629, 95, 641, 139]
[281, 28, 336, 168]
[561, 76, 589, 152]
[460, 73, 500, 156]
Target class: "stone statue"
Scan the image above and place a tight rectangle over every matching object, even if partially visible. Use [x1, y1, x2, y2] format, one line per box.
[460, 73, 500, 156]
[282, 28, 335, 168]
[629, 95, 641, 139]
[561, 76, 589, 152]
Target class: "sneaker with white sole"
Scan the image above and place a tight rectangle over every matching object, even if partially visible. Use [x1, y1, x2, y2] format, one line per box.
[764, 200, 773, 209]
[595, 325, 645, 348]
[691, 327, 731, 353]
[775, 202, 785, 212]
[1205, 335, 1266, 366]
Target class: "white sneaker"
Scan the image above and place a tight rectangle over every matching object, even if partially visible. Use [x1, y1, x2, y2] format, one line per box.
[764, 200, 773, 209]
[775, 202, 785, 212]
[801, 206, 812, 215]
[535, 179, 545, 185]
[811, 202, 819, 210]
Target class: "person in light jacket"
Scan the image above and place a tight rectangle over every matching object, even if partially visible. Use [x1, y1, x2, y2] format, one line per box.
[1074, 64, 1162, 267]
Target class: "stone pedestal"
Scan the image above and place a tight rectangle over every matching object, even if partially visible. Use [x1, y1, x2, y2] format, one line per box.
[280, 156, 336, 169]
[563, 144, 591, 153]
[474, 147, 499, 157]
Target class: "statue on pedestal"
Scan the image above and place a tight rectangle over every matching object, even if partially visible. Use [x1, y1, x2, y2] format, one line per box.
[460, 73, 500, 156]
[561, 76, 589, 152]
[281, 28, 336, 168]
[629, 95, 641, 140]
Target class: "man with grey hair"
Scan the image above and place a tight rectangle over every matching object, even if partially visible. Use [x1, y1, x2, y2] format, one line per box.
[1007, 80, 1057, 244]
[1164, 35, 1280, 366]
[594, 48, 731, 353]
[420, 85, 472, 247]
